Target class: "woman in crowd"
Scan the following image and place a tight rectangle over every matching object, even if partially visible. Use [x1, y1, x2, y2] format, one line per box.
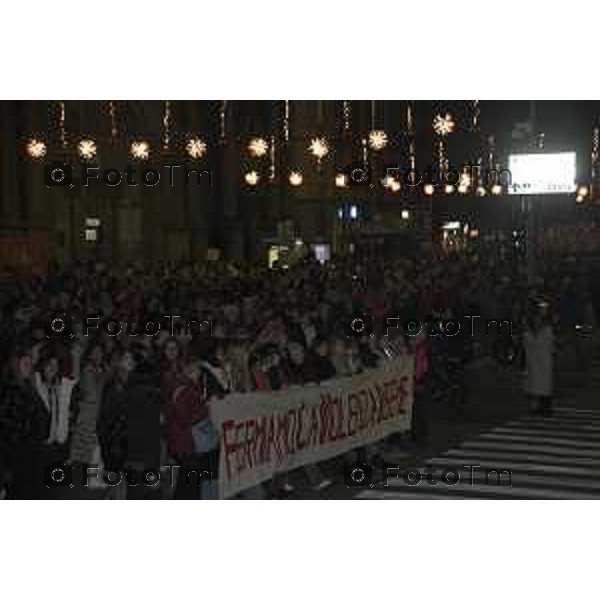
[70, 341, 106, 468]
[159, 337, 185, 406]
[97, 350, 132, 498]
[523, 303, 555, 416]
[165, 353, 216, 500]
[33, 351, 78, 492]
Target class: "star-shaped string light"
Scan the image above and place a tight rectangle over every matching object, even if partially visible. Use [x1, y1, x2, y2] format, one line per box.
[308, 137, 329, 160]
[248, 137, 269, 158]
[186, 137, 207, 159]
[433, 113, 456, 136]
[26, 138, 47, 158]
[368, 130, 388, 151]
[78, 139, 97, 160]
[130, 140, 150, 160]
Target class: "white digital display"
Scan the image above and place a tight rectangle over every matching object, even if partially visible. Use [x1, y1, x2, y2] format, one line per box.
[508, 152, 576, 195]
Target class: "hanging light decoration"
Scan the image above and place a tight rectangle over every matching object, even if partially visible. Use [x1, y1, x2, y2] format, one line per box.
[491, 184, 503, 195]
[245, 170, 259, 186]
[78, 138, 97, 160]
[162, 100, 172, 150]
[269, 135, 276, 181]
[130, 140, 150, 160]
[283, 100, 290, 142]
[390, 180, 401, 193]
[406, 101, 416, 171]
[108, 101, 118, 140]
[369, 130, 388, 151]
[248, 137, 269, 157]
[368, 100, 388, 150]
[343, 101, 351, 132]
[186, 137, 207, 159]
[476, 185, 487, 196]
[472, 100, 480, 132]
[335, 173, 347, 188]
[424, 183, 435, 196]
[289, 171, 303, 187]
[433, 112, 456, 136]
[591, 123, 599, 201]
[58, 100, 67, 149]
[445, 184, 455, 194]
[308, 137, 329, 160]
[219, 101, 227, 141]
[26, 138, 47, 159]
[458, 171, 471, 194]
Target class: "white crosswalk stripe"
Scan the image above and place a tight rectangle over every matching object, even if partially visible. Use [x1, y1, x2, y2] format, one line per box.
[356, 407, 600, 499]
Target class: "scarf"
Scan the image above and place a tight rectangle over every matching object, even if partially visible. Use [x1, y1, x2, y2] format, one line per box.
[34, 372, 76, 445]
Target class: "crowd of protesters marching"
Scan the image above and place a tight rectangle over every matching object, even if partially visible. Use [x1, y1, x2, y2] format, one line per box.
[1, 242, 598, 499]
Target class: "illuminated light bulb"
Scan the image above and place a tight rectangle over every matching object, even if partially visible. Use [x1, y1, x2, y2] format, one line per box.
[130, 140, 150, 160]
[458, 185, 469, 194]
[577, 185, 589, 197]
[459, 173, 471, 189]
[424, 183, 435, 196]
[401, 209, 410, 220]
[445, 184, 455, 194]
[390, 180, 401, 193]
[308, 137, 329, 160]
[335, 173, 347, 188]
[289, 171, 303, 187]
[476, 186, 487, 196]
[78, 139, 97, 160]
[433, 113, 456, 136]
[382, 175, 394, 189]
[575, 195, 584, 204]
[186, 137, 207, 159]
[248, 137, 268, 158]
[368, 130, 388, 151]
[491, 184, 503, 195]
[245, 171, 259, 186]
[26, 138, 47, 158]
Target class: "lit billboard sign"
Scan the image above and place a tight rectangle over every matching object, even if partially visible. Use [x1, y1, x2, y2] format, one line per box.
[508, 152, 576, 195]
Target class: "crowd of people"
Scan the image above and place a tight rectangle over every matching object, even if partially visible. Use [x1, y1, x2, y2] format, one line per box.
[0, 245, 598, 499]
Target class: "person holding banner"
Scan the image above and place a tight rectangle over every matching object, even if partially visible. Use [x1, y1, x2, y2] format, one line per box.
[166, 354, 216, 500]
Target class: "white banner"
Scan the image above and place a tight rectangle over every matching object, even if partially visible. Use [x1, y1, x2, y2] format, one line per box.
[210, 356, 414, 498]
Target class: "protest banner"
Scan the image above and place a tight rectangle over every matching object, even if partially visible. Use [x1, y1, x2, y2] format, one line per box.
[210, 356, 414, 498]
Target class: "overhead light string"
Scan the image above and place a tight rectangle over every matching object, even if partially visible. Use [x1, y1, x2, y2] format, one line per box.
[219, 100, 227, 142]
[343, 100, 351, 132]
[59, 100, 67, 150]
[108, 101, 118, 140]
[163, 100, 171, 150]
[591, 120, 599, 202]
[407, 100, 416, 172]
[284, 100, 290, 142]
[472, 100, 480, 132]
[369, 100, 387, 151]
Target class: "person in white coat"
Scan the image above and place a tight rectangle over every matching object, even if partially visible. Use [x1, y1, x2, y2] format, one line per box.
[34, 352, 78, 495]
[523, 309, 554, 416]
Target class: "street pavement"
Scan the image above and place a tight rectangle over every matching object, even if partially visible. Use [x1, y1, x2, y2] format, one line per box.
[295, 332, 600, 499]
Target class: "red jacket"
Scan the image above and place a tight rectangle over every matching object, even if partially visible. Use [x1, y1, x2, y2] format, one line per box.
[165, 381, 208, 456]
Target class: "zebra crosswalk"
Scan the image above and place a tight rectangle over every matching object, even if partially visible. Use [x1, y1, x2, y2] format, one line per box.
[356, 406, 600, 499]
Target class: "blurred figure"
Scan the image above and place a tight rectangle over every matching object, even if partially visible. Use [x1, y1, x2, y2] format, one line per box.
[0, 348, 49, 499]
[523, 304, 554, 416]
[165, 354, 217, 500]
[69, 341, 106, 467]
[33, 351, 78, 497]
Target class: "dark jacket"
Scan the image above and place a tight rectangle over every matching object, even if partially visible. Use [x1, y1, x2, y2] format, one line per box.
[0, 378, 50, 498]
[97, 379, 128, 471]
[126, 362, 161, 469]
